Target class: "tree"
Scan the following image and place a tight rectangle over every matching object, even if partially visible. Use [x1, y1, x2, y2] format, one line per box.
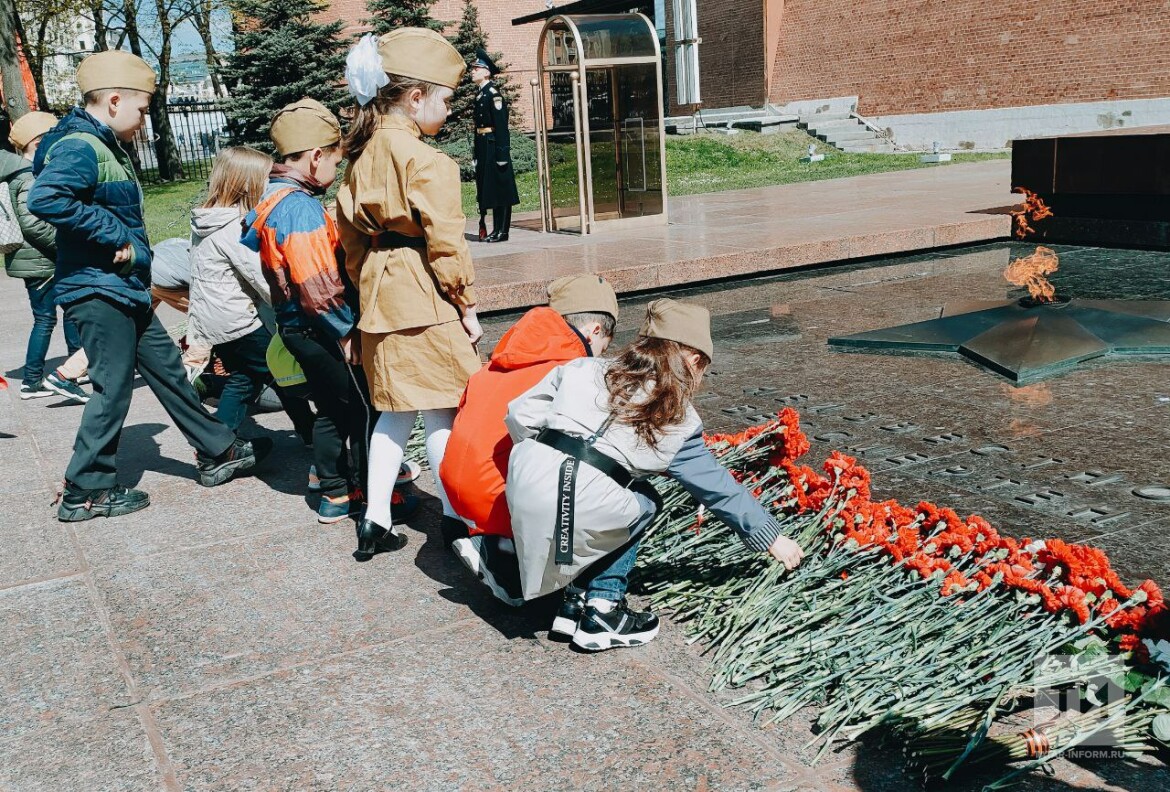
[189, 0, 226, 97]
[444, 0, 516, 142]
[219, 0, 347, 151]
[365, 0, 441, 36]
[1, 0, 32, 119]
[17, 0, 91, 109]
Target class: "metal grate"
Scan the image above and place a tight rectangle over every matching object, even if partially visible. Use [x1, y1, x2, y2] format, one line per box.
[130, 101, 227, 184]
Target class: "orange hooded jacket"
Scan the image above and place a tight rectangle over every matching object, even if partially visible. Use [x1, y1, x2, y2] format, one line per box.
[439, 307, 590, 537]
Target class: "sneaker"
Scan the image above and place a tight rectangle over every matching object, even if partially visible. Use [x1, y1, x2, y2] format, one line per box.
[307, 464, 322, 492]
[550, 589, 586, 639]
[19, 383, 53, 400]
[195, 437, 273, 487]
[57, 482, 150, 522]
[571, 599, 660, 652]
[43, 372, 90, 404]
[318, 489, 362, 525]
[396, 460, 421, 487]
[76, 374, 91, 386]
[451, 534, 524, 606]
[390, 490, 420, 523]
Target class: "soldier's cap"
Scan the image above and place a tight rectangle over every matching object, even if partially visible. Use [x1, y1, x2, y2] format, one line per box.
[377, 28, 465, 90]
[77, 50, 157, 96]
[270, 98, 341, 157]
[8, 112, 58, 150]
[547, 274, 619, 322]
[639, 298, 713, 360]
[473, 48, 500, 76]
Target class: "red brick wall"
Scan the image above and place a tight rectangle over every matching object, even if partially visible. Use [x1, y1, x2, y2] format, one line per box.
[769, 1, 1170, 115]
[321, 0, 548, 127]
[665, 0, 768, 115]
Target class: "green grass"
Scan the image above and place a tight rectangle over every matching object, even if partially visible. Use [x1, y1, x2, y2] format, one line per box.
[143, 129, 1009, 236]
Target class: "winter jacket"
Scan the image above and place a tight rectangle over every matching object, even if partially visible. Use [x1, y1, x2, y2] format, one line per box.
[505, 357, 786, 600]
[243, 169, 355, 341]
[189, 206, 271, 347]
[0, 150, 56, 280]
[27, 107, 152, 310]
[440, 307, 591, 539]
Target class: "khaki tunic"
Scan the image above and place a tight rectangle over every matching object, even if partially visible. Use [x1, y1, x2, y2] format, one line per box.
[337, 115, 480, 411]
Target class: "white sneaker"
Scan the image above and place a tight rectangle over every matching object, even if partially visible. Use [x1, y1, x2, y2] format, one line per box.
[396, 460, 421, 487]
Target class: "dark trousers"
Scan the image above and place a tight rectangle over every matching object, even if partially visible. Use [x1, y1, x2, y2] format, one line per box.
[214, 324, 275, 432]
[64, 296, 235, 489]
[280, 326, 371, 497]
[23, 277, 82, 386]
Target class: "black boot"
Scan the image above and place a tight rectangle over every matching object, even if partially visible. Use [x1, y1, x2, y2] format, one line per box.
[353, 517, 408, 562]
[57, 481, 151, 522]
[485, 206, 506, 242]
[500, 204, 512, 241]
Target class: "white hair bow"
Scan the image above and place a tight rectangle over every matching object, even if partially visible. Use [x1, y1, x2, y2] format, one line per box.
[345, 34, 389, 107]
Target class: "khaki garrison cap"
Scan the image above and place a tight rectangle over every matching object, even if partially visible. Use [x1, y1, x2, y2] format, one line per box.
[377, 28, 466, 90]
[547, 274, 619, 320]
[8, 112, 57, 150]
[270, 98, 342, 157]
[76, 50, 157, 95]
[639, 298, 714, 360]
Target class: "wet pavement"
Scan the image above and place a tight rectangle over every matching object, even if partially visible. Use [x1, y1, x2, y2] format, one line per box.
[2, 239, 1168, 791]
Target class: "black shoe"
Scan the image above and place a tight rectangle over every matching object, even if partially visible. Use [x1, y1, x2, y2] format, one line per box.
[57, 482, 150, 522]
[550, 589, 585, 639]
[451, 534, 523, 605]
[484, 230, 503, 243]
[196, 437, 273, 487]
[353, 517, 407, 562]
[571, 599, 660, 652]
[440, 515, 469, 546]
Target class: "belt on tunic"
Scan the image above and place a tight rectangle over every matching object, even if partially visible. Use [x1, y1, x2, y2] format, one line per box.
[370, 231, 426, 250]
[535, 427, 660, 566]
[476, 126, 494, 134]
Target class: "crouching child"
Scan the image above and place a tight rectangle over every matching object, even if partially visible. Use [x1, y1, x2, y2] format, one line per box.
[504, 299, 804, 652]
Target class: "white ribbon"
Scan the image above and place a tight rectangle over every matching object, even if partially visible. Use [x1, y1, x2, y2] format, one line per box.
[345, 34, 389, 107]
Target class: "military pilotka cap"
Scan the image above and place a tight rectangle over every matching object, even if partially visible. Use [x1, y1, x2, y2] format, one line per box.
[8, 112, 57, 150]
[547, 274, 619, 321]
[378, 28, 465, 90]
[76, 50, 157, 95]
[639, 298, 714, 360]
[270, 98, 341, 157]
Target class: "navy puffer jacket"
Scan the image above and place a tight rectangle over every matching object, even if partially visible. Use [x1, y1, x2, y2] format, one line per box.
[27, 108, 152, 309]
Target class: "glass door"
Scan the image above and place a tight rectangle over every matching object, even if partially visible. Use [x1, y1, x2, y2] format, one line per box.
[538, 70, 587, 233]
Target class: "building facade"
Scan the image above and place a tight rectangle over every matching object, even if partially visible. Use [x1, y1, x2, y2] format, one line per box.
[320, 1, 1170, 147]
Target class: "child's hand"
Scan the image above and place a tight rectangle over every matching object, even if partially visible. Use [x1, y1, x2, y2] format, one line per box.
[339, 332, 361, 365]
[113, 243, 133, 264]
[768, 535, 804, 571]
[461, 306, 484, 345]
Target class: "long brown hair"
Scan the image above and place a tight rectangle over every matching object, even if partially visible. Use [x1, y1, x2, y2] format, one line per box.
[202, 146, 273, 210]
[605, 336, 710, 450]
[343, 75, 438, 163]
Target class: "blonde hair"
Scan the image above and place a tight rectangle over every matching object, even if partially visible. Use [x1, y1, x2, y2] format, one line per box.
[342, 74, 439, 164]
[202, 146, 274, 210]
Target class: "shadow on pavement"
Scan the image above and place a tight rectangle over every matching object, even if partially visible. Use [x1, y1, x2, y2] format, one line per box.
[116, 422, 193, 485]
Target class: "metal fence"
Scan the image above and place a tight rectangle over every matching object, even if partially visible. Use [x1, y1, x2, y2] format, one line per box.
[131, 101, 228, 184]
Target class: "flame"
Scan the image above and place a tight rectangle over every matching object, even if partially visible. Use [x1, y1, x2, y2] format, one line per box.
[1005, 246, 1059, 303]
[1011, 187, 1054, 239]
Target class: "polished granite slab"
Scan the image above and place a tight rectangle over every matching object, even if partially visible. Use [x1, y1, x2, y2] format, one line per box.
[1, 237, 1167, 790]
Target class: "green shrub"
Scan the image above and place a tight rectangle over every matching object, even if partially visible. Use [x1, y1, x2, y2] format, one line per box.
[437, 133, 537, 182]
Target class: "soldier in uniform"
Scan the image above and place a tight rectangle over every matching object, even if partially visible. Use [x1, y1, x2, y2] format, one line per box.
[471, 49, 519, 242]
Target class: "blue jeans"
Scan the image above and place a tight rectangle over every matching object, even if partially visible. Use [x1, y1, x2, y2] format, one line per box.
[573, 488, 658, 601]
[212, 324, 274, 432]
[23, 277, 81, 386]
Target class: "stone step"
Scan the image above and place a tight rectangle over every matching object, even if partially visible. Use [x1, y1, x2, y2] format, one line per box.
[798, 112, 852, 125]
[839, 140, 897, 153]
[817, 128, 882, 143]
[803, 117, 860, 130]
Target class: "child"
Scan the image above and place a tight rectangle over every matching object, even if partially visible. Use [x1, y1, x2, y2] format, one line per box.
[244, 98, 417, 526]
[189, 146, 280, 431]
[1, 111, 90, 403]
[440, 274, 619, 604]
[28, 51, 268, 521]
[505, 299, 805, 652]
[337, 30, 480, 560]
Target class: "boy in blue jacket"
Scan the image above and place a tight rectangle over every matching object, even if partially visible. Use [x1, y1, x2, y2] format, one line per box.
[28, 51, 269, 522]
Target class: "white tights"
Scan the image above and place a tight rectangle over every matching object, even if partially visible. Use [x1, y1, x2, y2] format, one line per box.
[366, 409, 456, 526]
